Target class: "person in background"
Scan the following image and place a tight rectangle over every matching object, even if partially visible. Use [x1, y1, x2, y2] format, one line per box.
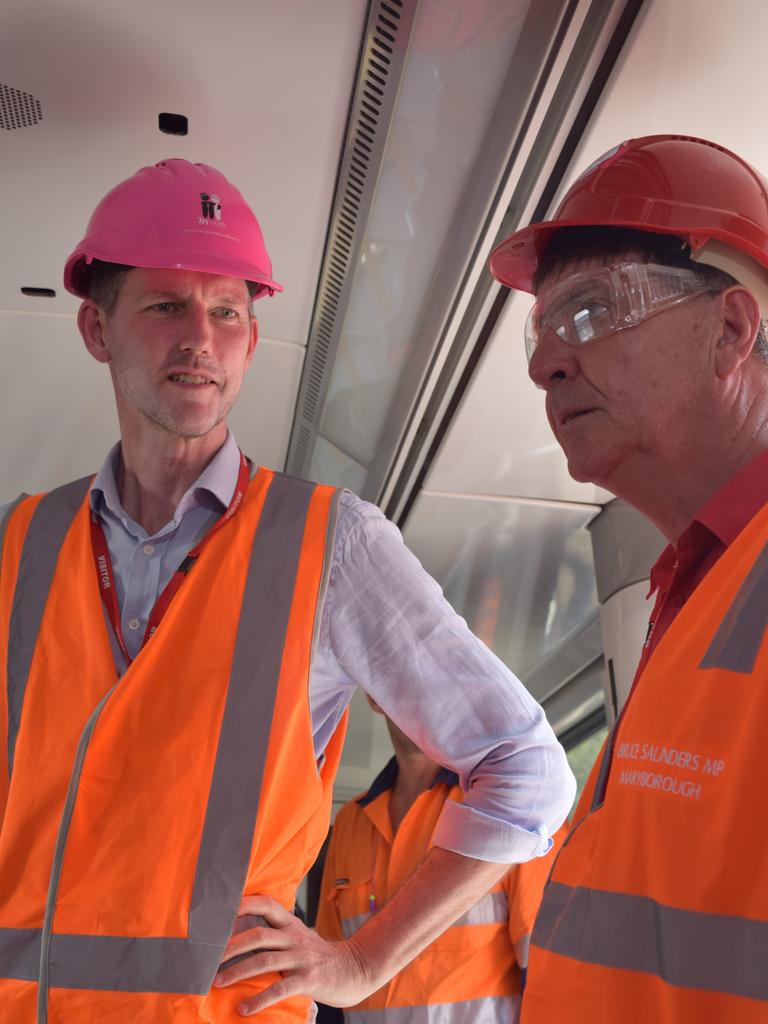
[490, 134, 768, 1022]
[316, 698, 566, 1023]
[0, 157, 574, 1022]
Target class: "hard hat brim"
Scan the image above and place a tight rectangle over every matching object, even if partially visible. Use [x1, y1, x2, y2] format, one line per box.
[63, 246, 284, 302]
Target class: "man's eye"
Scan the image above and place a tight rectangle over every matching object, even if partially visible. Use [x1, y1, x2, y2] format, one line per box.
[216, 307, 241, 320]
[149, 302, 176, 313]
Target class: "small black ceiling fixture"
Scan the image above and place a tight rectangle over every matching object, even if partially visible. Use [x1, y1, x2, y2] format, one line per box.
[21, 287, 56, 298]
[158, 112, 188, 136]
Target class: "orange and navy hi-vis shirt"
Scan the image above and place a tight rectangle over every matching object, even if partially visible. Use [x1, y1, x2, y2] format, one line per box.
[316, 757, 565, 1024]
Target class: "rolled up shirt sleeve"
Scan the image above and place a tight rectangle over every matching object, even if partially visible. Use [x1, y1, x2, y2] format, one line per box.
[312, 493, 576, 864]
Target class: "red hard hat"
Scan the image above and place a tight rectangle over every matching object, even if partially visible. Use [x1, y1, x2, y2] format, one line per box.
[64, 158, 283, 301]
[490, 135, 768, 293]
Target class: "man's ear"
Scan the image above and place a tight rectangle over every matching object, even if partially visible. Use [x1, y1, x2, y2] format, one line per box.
[78, 300, 111, 365]
[715, 286, 763, 379]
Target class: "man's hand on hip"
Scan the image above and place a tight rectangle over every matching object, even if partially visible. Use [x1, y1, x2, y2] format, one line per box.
[213, 895, 372, 1016]
[214, 848, 511, 1015]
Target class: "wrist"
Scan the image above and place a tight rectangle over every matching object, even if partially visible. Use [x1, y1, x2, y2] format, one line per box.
[339, 934, 378, 998]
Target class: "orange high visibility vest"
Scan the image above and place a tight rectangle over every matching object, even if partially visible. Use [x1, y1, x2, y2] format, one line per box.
[0, 468, 346, 1023]
[522, 502, 768, 1023]
[317, 760, 565, 1023]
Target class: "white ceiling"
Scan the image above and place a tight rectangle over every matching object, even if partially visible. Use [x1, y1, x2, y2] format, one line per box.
[559, 0, 768, 189]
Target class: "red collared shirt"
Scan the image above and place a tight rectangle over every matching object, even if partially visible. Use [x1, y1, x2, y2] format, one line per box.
[635, 449, 768, 682]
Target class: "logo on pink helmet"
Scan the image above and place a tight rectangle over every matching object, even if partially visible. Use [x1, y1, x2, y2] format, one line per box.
[199, 192, 223, 225]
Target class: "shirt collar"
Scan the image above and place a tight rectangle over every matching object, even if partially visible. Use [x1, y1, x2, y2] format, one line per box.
[89, 431, 241, 529]
[649, 449, 768, 594]
[356, 756, 459, 808]
[693, 448, 768, 548]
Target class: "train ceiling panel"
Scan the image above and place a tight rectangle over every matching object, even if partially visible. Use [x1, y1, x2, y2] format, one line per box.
[548, 0, 768, 192]
[1, 0, 366, 345]
[0, 0, 367, 498]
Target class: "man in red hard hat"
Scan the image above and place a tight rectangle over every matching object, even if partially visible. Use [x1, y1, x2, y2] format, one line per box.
[0, 158, 575, 1022]
[491, 134, 768, 1021]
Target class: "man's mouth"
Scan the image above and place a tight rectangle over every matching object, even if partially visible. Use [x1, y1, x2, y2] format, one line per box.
[167, 372, 218, 386]
[560, 407, 596, 426]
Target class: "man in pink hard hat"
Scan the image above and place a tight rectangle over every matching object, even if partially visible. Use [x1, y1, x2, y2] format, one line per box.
[491, 135, 768, 1021]
[0, 158, 574, 1022]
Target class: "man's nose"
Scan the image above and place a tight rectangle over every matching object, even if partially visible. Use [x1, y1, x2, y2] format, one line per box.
[179, 303, 213, 353]
[527, 330, 579, 390]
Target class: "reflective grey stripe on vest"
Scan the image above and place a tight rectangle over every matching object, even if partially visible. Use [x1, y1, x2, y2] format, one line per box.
[341, 890, 508, 940]
[452, 889, 508, 928]
[6, 478, 90, 779]
[700, 541, 768, 673]
[188, 473, 318, 942]
[345, 995, 518, 1024]
[0, 472, 335, 1008]
[514, 932, 531, 970]
[0, 493, 28, 575]
[534, 881, 768, 1002]
[341, 911, 372, 939]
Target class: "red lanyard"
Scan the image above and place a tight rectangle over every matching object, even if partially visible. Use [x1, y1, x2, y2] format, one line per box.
[90, 451, 251, 666]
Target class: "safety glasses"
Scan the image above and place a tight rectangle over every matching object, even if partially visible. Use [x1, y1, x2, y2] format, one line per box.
[525, 262, 718, 361]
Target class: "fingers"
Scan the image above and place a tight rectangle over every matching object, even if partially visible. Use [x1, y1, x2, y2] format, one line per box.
[220, 922, 292, 969]
[233, 974, 307, 1017]
[215, 947, 306, 988]
[237, 893, 295, 927]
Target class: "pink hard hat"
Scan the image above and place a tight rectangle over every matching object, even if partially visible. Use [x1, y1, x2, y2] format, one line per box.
[64, 158, 283, 300]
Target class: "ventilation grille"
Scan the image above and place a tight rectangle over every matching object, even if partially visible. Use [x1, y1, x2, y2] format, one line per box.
[285, 0, 416, 478]
[0, 84, 43, 131]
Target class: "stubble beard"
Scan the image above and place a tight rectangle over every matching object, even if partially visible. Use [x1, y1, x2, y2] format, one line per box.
[113, 362, 237, 440]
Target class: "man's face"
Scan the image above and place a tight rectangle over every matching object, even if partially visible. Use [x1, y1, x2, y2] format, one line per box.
[93, 267, 257, 440]
[527, 256, 719, 490]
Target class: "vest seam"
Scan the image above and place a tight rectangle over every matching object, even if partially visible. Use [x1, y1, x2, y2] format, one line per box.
[37, 685, 117, 1023]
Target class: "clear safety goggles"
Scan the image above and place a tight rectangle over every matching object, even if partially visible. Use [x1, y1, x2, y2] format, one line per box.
[525, 262, 718, 361]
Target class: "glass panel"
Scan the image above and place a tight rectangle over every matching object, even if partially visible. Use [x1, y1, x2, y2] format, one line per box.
[320, 0, 535, 466]
[308, 434, 369, 493]
[402, 492, 599, 678]
[426, 293, 612, 504]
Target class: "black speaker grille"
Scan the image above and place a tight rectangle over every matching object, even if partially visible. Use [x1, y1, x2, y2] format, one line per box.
[0, 84, 43, 131]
